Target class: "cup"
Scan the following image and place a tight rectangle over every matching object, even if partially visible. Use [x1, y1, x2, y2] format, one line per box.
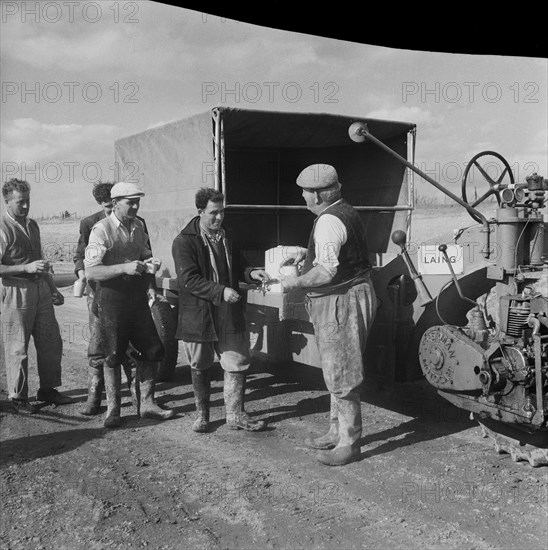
[279, 265, 298, 277]
[73, 279, 86, 298]
[145, 261, 159, 274]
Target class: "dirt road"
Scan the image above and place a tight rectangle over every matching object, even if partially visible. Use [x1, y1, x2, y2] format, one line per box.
[1, 281, 547, 550]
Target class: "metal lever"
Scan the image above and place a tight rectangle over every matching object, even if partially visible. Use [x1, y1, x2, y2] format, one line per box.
[391, 230, 433, 307]
[438, 244, 477, 308]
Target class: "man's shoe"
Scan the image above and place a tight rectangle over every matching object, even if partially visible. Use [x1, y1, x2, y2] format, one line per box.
[36, 388, 74, 406]
[316, 444, 361, 466]
[10, 399, 39, 414]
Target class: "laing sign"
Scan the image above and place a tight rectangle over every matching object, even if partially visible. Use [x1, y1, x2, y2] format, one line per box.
[417, 244, 464, 275]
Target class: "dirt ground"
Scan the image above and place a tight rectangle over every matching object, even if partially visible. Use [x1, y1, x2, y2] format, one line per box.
[1, 207, 547, 550]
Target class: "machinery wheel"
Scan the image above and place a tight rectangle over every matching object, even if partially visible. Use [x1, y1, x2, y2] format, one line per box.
[461, 151, 514, 223]
[151, 300, 178, 382]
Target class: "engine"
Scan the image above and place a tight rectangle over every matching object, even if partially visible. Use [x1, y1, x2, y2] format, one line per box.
[419, 276, 547, 429]
[415, 166, 548, 465]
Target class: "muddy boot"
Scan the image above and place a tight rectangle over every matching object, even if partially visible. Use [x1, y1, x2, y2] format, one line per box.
[304, 394, 339, 450]
[103, 365, 122, 429]
[80, 365, 104, 416]
[122, 355, 140, 416]
[317, 393, 361, 466]
[224, 371, 267, 431]
[191, 368, 211, 432]
[139, 361, 175, 420]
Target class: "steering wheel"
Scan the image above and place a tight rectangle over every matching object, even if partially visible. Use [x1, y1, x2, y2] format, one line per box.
[462, 151, 514, 222]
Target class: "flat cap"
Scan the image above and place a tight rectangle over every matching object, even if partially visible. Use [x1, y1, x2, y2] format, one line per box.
[110, 181, 145, 199]
[296, 164, 340, 189]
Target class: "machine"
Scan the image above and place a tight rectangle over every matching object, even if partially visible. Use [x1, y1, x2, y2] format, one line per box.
[114, 107, 547, 466]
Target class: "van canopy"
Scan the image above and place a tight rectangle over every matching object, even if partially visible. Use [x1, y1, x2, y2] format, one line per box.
[216, 107, 416, 149]
[115, 107, 416, 277]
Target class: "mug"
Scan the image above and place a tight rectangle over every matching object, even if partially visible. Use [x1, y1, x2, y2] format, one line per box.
[73, 279, 86, 297]
[145, 262, 159, 274]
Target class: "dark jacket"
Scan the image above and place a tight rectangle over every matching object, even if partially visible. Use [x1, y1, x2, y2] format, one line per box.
[74, 211, 151, 276]
[172, 216, 254, 342]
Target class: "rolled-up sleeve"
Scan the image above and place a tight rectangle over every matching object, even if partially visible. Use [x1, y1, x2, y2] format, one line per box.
[0, 230, 7, 262]
[84, 225, 109, 268]
[312, 214, 347, 277]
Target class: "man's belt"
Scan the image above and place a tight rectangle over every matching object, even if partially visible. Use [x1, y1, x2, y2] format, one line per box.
[306, 269, 372, 299]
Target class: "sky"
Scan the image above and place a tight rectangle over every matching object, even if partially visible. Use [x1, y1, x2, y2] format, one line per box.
[1, 1, 547, 216]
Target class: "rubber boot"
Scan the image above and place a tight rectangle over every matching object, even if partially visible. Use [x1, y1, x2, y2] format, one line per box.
[224, 371, 267, 431]
[304, 394, 339, 450]
[317, 393, 361, 466]
[122, 355, 140, 416]
[103, 365, 122, 429]
[139, 361, 175, 420]
[191, 368, 211, 432]
[80, 366, 104, 416]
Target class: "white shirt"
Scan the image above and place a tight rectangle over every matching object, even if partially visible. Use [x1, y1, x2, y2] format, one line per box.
[85, 212, 151, 268]
[312, 200, 347, 277]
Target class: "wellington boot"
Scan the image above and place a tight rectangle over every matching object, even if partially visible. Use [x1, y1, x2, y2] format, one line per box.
[316, 393, 362, 466]
[304, 421, 339, 450]
[191, 368, 211, 433]
[304, 394, 339, 449]
[139, 361, 175, 420]
[80, 366, 104, 416]
[316, 443, 361, 466]
[224, 371, 266, 431]
[122, 357, 140, 416]
[103, 365, 121, 428]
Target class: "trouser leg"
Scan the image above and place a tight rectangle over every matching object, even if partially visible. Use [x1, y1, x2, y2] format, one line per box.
[33, 280, 62, 390]
[1, 282, 37, 400]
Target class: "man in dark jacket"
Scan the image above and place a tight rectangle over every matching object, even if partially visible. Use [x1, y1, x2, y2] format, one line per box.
[172, 187, 270, 433]
[74, 182, 151, 416]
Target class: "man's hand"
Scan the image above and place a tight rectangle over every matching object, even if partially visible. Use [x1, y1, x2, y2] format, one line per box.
[51, 291, 64, 306]
[77, 269, 86, 281]
[122, 261, 146, 276]
[281, 275, 300, 293]
[223, 287, 241, 304]
[279, 246, 307, 268]
[249, 269, 271, 283]
[24, 260, 51, 274]
[147, 288, 160, 307]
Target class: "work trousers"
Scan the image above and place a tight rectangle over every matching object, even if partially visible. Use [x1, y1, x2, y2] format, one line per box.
[183, 300, 251, 372]
[1, 277, 62, 399]
[92, 278, 164, 368]
[308, 280, 377, 399]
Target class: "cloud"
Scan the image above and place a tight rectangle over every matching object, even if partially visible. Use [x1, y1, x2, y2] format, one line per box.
[1, 119, 122, 164]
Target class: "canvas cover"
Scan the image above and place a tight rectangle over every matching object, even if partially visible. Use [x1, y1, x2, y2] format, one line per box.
[114, 107, 416, 278]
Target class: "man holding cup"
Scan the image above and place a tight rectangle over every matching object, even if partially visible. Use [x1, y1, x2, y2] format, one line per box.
[84, 181, 174, 428]
[0, 178, 73, 413]
[74, 182, 152, 416]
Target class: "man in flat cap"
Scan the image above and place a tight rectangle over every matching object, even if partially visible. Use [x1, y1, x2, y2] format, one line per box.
[74, 181, 152, 416]
[85, 181, 175, 427]
[280, 164, 377, 466]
